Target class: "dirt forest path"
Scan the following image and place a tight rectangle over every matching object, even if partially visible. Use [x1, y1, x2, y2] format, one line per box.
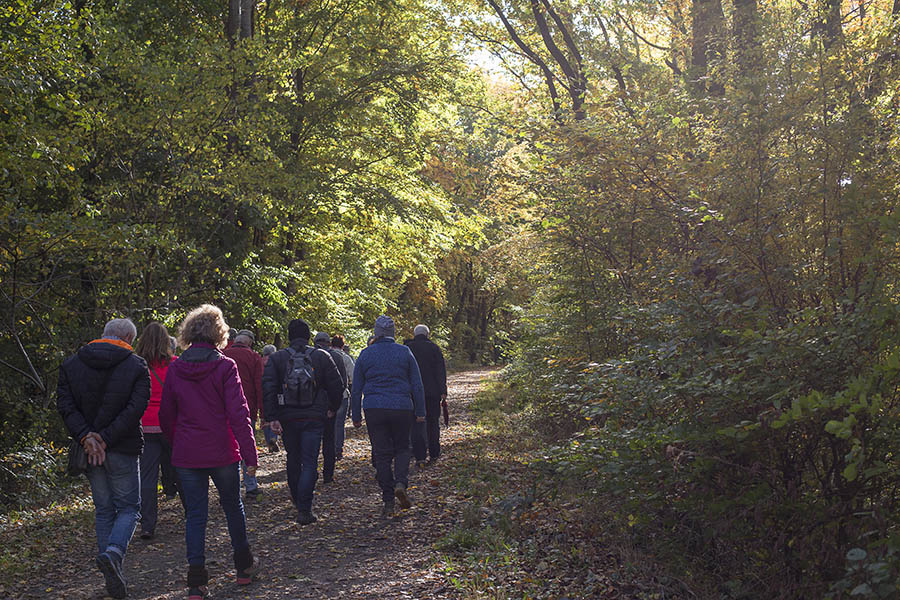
[14, 369, 497, 600]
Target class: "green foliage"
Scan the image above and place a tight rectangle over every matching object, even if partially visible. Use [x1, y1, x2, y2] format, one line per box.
[0, 0, 493, 469]
[483, 0, 900, 595]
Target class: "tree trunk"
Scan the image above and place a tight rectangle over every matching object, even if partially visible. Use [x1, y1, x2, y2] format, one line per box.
[733, 0, 758, 76]
[823, 0, 842, 49]
[690, 0, 725, 95]
[226, 0, 240, 43]
[240, 0, 255, 39]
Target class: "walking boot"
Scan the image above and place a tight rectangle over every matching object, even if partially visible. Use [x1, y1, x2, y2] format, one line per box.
[187, 564, 209, 600]
[394, 482, 411, 509]
[234, 548, 259, 585]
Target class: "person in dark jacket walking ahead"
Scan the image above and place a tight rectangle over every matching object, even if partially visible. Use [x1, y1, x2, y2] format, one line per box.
[352, 315, 425, 517]
[313, 331, 347, 483]
[262, 319, 344, 525]
[57, 318, 150, 599]
[405, 324, 448, 464]
[159, 305, 260, 599]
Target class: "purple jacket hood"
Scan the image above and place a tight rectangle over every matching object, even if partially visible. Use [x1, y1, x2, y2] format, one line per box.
[159, 343, 258, 469]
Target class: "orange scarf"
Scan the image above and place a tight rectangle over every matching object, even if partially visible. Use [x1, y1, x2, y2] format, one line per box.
[88, 338, 133, 351]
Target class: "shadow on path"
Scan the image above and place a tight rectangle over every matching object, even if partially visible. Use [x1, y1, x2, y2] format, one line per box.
[12, 369, 498, 600]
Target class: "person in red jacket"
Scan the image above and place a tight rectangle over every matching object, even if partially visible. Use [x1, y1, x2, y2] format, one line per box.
[222, 329, 264, 500]
[159, 305, 260, 599]
[134, 322, 178, 540]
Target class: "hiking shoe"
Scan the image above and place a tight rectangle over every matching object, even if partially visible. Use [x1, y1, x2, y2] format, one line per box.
[381, 501, 395, 518]
[245, 488, 261, 502]
[394, 483, 411, 509]
[139, 530, 154, 540]
[187, 586, 208, 600]
[96, 551, 127, 599]
[322, 475, 334, 484]
[267, 441, 280, 453]
[297, 510, 318, 525]
[236, 556, 260, 585]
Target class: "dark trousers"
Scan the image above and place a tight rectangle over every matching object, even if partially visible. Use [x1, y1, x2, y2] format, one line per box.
[425, 395, 442, 460]
[281, 419, 324, 512]
[140, 432, 179, 534]
[365, 408, 412, 503]
[410, 415, 427, 462]
[321, 413, 336, 480]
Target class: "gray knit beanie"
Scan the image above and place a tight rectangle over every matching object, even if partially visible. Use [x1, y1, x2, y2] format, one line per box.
[373, 315, 395, 339]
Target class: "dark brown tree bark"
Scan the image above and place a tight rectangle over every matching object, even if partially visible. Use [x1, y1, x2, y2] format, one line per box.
[532, 0, 587, 119]
[486, 0, 563, 118]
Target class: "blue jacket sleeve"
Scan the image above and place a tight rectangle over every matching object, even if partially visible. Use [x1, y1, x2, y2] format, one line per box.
[408, 350, 426, 418]
[351, 356, 366, 423]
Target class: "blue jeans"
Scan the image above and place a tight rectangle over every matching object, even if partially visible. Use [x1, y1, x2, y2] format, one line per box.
[176, 463, 250, 567]
[281, 420, 324, 512]
[335, 395, 349, 457]
[242, 421, 259, 494]
[263, 424, 279, 445]
[86, 451, 141, 556]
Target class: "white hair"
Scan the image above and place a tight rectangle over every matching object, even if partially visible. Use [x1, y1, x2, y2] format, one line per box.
[262, 344, 276, 356]
[414, 324, 430, 337]
[102, 318, 138, 342]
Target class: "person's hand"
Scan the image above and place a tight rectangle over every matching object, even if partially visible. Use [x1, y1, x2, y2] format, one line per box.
[353, 420, 362, 428]
[270, 420, 283, 435]
[327, 410, 335, 418]
[83, 435, 106, 466]
[86, 431, 107, 449]
[246, 465, 257, 477]
[416, 416, 425, 423]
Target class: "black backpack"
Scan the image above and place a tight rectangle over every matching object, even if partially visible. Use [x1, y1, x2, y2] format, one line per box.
[278, 348, 317, 408]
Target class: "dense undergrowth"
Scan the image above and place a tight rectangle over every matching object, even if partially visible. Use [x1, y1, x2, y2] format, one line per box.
[502, 291, 900, 598]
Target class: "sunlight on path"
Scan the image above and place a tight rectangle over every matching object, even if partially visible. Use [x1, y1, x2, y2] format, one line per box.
[11, 369, 497, 600]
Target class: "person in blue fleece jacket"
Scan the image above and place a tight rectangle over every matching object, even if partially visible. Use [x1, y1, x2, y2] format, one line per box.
[351, 315, 425, 517]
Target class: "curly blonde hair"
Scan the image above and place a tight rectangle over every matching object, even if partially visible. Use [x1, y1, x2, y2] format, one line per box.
[178, 304, 229, 349]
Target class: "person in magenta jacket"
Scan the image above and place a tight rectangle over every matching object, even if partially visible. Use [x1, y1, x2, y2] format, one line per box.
[159, 304, 259, 600]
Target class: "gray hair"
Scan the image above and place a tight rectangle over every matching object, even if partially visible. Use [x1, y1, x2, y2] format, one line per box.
[102, 318, 138, 342]
[235, 333, 254, 346]
[414, 324, 430, 337]
[262, 344, 276, 356]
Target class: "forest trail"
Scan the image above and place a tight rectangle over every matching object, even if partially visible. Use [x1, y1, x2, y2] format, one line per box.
[12, 369, 497, 600]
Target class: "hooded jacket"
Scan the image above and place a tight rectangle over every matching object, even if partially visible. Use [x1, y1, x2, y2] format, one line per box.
[159, 343, 258, 469]
[57, 339, 150, 455]
[404, 334, 448, 399]
[262, 338, 344, 423]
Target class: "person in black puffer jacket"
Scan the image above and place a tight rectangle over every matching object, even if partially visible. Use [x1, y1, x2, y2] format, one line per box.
[262, 318, 343, 525]
[404, 324, 448, 464]
[57, 318, 150, 600]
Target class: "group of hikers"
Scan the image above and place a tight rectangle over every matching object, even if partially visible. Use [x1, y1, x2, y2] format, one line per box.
[56, 304, 449, 600]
